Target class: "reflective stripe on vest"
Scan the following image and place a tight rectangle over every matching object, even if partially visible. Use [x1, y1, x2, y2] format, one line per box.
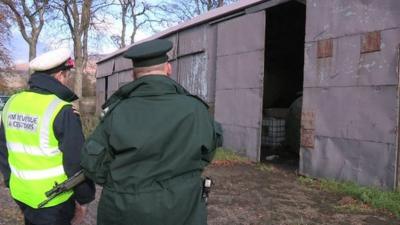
[2, 92, 73, 208]
[10, 164, 65, 180]
[6, 142, 60, 156]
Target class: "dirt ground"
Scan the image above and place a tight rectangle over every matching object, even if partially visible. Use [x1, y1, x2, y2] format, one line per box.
[0, 162, 399, 225]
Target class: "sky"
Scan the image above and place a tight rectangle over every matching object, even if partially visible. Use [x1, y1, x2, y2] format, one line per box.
[5, 0, 237, 65]
[9, 33, 47, 64]
[8, 25, 153, 64]
[7, 0, 164, 64]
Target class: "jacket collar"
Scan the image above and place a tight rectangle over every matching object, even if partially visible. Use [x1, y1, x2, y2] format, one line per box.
[103, 75, 190, 108]
[28, 72, 78, 102]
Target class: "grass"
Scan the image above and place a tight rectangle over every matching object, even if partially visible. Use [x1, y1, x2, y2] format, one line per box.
[211, 148, 252, 166]
[213, 148, 249, 162]
[298, 176, 400, 217]
[255, 163, 275, 172]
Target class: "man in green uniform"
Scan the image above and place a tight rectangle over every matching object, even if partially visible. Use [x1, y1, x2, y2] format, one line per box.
[81, 39, 222, 225]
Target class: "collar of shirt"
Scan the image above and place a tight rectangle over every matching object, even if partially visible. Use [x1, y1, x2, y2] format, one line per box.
[28, 73, 78, 102]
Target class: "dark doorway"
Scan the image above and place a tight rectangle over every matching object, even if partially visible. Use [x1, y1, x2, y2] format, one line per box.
[261, 1, 306, 169]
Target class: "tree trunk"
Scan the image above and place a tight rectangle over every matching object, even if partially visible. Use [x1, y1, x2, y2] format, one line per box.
[74, 38, 83, 100]
[121, 6, 127, 48]
[130, 10, 137, 44]
[194, 0, 201, 15]
[28, 38, 37, 61]
[207, 0, 212, 10]
[28, 37, 37, 74]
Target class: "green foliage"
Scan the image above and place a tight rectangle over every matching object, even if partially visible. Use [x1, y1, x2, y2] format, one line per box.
[298, 176, 315, 186]
[213, 148, 249, 162]
[299, 177, 400, 217]
[333, 204, 371, 214]
[255, 163, 274, 172]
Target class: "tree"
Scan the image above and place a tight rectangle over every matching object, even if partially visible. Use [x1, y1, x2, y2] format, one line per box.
[0, 0, 49, 61]
[155, 0, 238, 24]
[112, 0, 149, 48]
[51, 0, 93, 101]
[128, 0, 149, 45]
[0, 4, 12, 68]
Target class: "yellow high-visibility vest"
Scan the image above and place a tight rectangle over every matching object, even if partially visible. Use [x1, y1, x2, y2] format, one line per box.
[2, 91, 73, 208]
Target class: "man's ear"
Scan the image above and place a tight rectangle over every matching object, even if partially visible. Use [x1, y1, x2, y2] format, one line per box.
[54, 71, 63, 80]
[166, 63, 172, 76]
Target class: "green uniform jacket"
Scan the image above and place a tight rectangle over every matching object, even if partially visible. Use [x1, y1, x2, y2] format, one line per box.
[81, 75, 222, 225]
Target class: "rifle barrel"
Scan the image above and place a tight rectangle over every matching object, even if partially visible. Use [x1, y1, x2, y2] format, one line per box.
[38, 170, 86, 208]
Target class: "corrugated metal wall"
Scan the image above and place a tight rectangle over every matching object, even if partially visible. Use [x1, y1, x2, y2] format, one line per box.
[95, 8, 267, 162]
[95, 26, 216, 109]
[214, 11, 266, 161]
[176, 25, 210, 102]
[95, 0, 400, 189]
[300, 0, 400, 189]
[96, 54, 134, 112]
[95, 76, 106, 115]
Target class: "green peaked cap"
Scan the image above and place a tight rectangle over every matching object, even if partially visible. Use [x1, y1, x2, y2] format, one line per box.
[123, 39, 173, 67]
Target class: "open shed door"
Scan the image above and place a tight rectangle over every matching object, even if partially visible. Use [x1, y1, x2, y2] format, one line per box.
[214, 11, 266, 161]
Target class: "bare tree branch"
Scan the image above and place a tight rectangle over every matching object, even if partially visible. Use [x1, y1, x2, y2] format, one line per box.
[0, 4, 12, 68]
[154, 0, 237, 25]
[1, 0, 49, 60]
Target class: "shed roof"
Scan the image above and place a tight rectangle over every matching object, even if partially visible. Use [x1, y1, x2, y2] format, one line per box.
[98, 0, 296, 63]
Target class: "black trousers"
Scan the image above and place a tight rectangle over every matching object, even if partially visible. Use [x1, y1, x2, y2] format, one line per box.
[16, 197, 75, 225]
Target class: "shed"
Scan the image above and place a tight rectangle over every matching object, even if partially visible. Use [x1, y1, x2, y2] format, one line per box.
[96, 0, 400, 189]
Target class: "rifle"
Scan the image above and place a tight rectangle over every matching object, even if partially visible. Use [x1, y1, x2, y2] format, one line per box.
[38, 170, 85, 208]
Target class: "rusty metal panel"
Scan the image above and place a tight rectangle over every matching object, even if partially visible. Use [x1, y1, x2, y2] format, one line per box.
[217, 12, 265, 56]
[303, 1, 400, 189]
[305, 36, 360, 88]
[314, 36, 356, 87]
[118, 71, 133, 87]
[304, 29, 400, 88]
[301, 111, 315, 149]
[95, 77, 106, 115]
[358, 28, 400, 86]
[361, 31, 381, 54]
[107, 74, 119, 99]
[114, 56, 132, 72]
[214, 11, 265, 161]
[96, 59, 114, 78]
[302, 87, 397, 144]
[178, 53, 208, 102]
[306, 0, 400, 42]
[317, 39, 333, 58]
[178, 26, 206, 56]
[300, 137, 397, 189]
[216, 50, 264, 90]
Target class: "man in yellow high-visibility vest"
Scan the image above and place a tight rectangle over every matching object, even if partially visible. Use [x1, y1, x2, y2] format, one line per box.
[0, 49, 95, 225]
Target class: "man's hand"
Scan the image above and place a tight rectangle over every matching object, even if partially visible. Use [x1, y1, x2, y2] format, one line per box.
[71, 202, 88, 225]
[72, 105, 81, 116]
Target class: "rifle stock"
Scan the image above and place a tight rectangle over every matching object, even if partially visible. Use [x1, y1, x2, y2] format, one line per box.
[38, 170, 86, 208]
